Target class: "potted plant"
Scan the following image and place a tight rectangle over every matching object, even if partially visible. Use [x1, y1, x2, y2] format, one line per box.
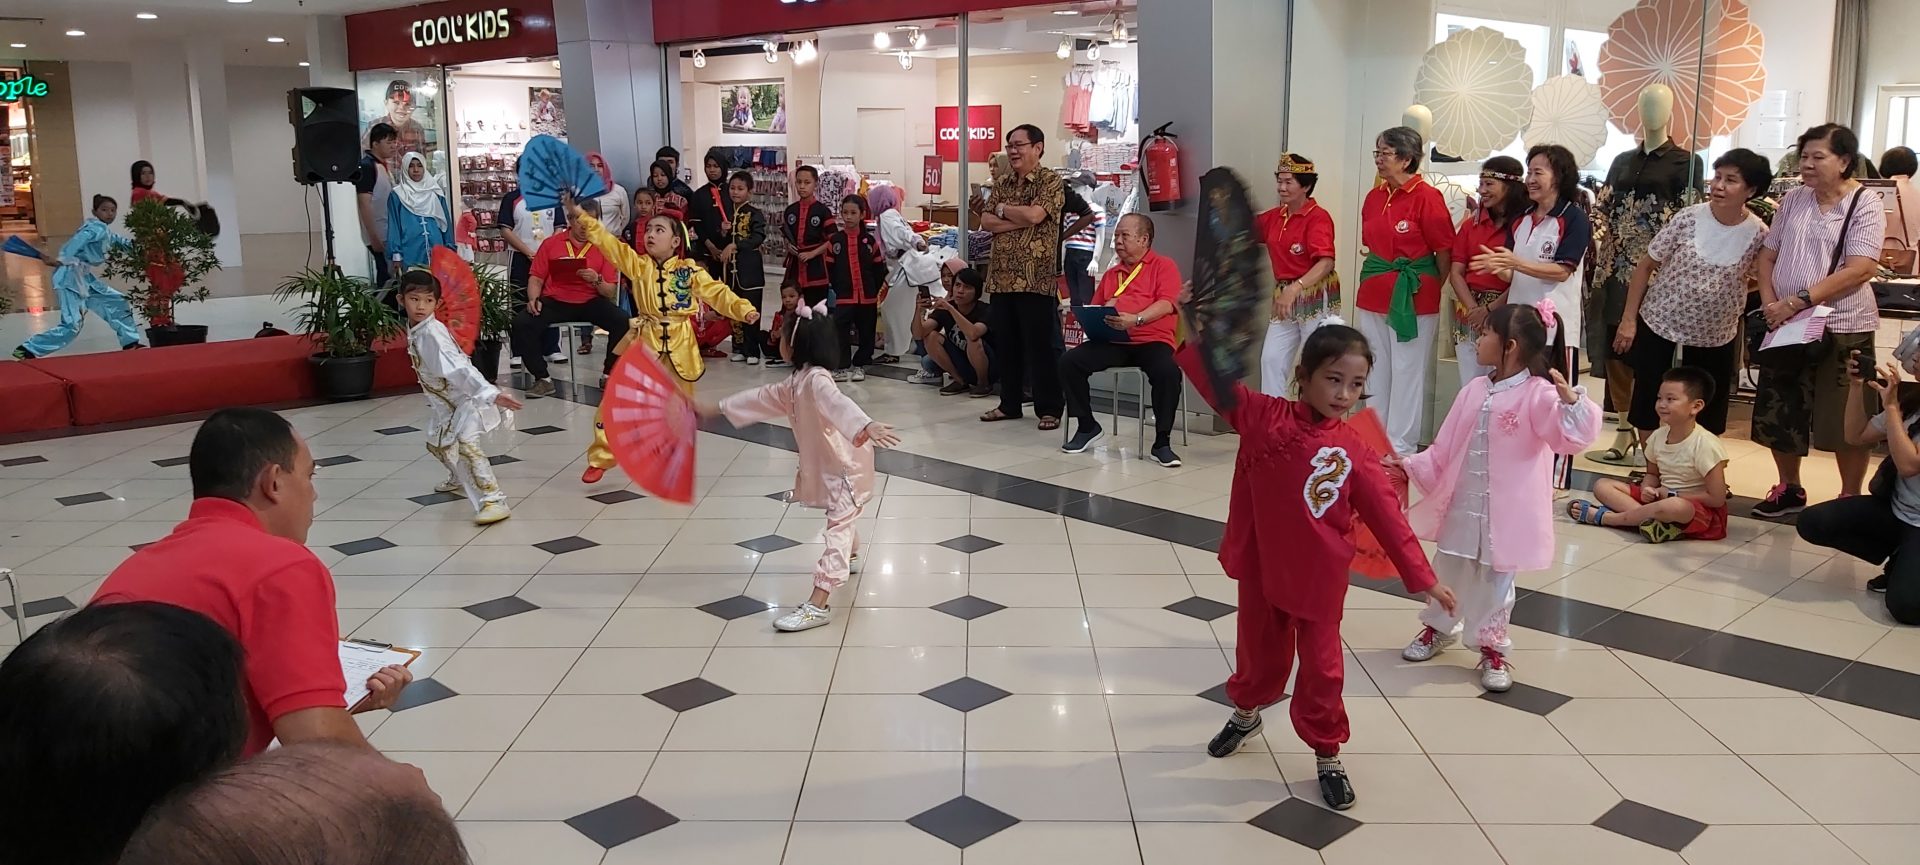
[471, 263, 517, 383]
[274, 267, 404, 400]
[102, 197, 219, 346]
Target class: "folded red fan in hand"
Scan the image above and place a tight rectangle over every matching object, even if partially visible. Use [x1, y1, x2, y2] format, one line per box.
[429, 247, 481, 355]
[1345, 408, 1405, 580]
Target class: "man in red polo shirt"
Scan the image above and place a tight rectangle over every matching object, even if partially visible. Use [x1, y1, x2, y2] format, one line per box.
[1057, 213, 1186, 467]
[513, 197, 631, 396]
[93, 408, 411, 757]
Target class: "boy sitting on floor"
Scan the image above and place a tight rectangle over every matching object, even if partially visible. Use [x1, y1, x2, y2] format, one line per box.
[1569, 366, 1728, 544]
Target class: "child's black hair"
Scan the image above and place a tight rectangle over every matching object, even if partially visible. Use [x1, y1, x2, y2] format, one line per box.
[91, 194, 117, 212]
[1484, 303, 1566, 379]
[398, 268, 441, 300]
[1294, 323, 1374, 385]
[728, 170, 755, 189]
[794, 164, 819, 181]
[840, 195, 870, 219]
[1661, 365, 1716, 404]
[786, 308, 841, 372]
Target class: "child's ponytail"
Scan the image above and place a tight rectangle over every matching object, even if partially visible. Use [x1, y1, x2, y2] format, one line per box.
[1484, 302, 1560, 379]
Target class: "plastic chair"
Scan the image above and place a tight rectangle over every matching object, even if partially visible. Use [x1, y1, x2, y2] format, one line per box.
[546, 323, 579, 389]
[1, 568, 22, 643]
[1062, 367, 1190, 457]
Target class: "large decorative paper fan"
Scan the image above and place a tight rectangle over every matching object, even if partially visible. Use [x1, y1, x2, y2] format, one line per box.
[1184, 167, 1264, 412]
[517, 135, 609, 211]
[1524, 75, 1611, 166]
[1598, 0, 1766, 151]
[428, 247, 481, 355]
[600, 348, 698, 503]
[1413, 27, 1535, 161]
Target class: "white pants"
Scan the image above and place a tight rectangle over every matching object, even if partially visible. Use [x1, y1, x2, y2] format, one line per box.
[1260, 316, 1339, 397]
[425, 437, 506, 512]
[1419, 553, 1515, 654]
[880, 278, 920, 354]
[814, 475, 865, 594]
[1355, 310, 1437, 455]
[1455, 340, 1491, 392]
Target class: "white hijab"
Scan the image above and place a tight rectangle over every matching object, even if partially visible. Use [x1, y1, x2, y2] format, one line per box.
[393, 152, 447, 229]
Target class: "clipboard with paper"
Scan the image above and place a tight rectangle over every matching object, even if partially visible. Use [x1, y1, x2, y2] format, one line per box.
[1759, 305, 1832, 351]
[339, 639, 421, 711]
[1073, 305, 1130, 342]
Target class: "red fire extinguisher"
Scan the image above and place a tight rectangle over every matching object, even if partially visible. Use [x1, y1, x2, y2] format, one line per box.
[1140, 122, 1184, 212]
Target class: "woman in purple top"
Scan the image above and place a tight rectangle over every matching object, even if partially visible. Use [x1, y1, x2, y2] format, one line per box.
[1749, 124, 1888, 518]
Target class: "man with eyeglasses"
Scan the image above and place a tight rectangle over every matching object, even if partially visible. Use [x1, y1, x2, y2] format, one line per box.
[974, 124, 1068, 431]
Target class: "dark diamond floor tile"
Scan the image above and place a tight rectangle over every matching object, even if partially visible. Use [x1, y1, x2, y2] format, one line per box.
[1059, 495, 1162, 527]
[937, 534, 1003, 554]
[1165, 596, 1236, 622]
[1675, 631, 1851, 695]
[589, 489, 643, 505]
[331, 537, 398, 557]
[565, 796, 679, 849]
[736, 534, 802, 554]
[765, 490, 793, 502]
[375, 425, 419, 435]
[535, 535, 601, 556]
[920, 676, 1011, 712]
[463, 596, 541, 621]
[55, 492, 113, 507]
[931, 595, 1007, 620]
[1817, 662, 1920, 721]
[1508, 591, 1619, 638]
[1479, 682, 1572, 716]
[314, 454, 362, 467]
[387, 677, 458, 712]
[907, 796, 1020, 849]
[149, 456, 189, 467]
[1592, 800, 1707, 852]
[409, 491, 463, 506]
[1581, 611, 1716, 661]
[697, 595, 773, 620]
[1197, 682, 1282, 710]
[488, 455, 522, 466]
[1247, 797, 1362, 850]
[643, 677, 735, 712]
[1, 596, 78, 621]
[522, 425, 567, 436]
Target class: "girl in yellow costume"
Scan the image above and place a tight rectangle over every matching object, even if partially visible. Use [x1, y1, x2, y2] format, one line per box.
[565, 200, 761, 483]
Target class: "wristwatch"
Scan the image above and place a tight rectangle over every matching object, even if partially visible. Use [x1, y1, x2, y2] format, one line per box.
[1134, 314, 1145, 327]
[1794, 289, 1813, 309]
[995, 203, 1007, 220]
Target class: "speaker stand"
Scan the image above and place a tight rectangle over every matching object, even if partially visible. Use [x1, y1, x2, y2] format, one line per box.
[320, 181, 340, 275]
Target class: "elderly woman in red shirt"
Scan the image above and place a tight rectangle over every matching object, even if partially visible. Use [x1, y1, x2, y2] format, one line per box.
[1255, 152, 1338, 396]
[1355, 127, 1456, 455]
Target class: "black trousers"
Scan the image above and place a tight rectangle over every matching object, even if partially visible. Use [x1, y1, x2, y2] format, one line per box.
[1059, 340, 1182, 447]
[1797, 496, 1920, 625]
[990, 291, 1065, 418]
[512, 296, 630, 381]
[509, 254, 562, 357]
[1625, 317, 1739, 435]
[734, 282, 770, 358]
[1064, 249, 1095, 307]
[836, 303, 879, 367]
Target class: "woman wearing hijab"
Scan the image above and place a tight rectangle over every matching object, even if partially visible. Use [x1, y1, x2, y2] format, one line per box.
[688, 148, 734, 274]
[647, 161, 688, 221]
[579, 152, 630, 354]
[385, 152, 454, 271]
[868, 182, 941, 363]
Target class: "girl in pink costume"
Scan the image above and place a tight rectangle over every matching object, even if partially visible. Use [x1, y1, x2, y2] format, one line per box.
[697, 300, 901, 632]
[1387, 301, 1600, 692]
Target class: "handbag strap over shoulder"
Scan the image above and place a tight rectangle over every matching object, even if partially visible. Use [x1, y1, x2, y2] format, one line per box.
[1828, 186, 1867, 276]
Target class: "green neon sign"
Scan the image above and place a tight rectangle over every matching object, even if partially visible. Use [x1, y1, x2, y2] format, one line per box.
[0, 75, 49, 103]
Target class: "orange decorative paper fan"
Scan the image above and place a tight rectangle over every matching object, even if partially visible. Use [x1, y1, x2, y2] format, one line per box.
[1345, 408, 1405, 581]
[429, 247, 482, 355]
[600, 348, 698, 503]
[1597, 0, 1766, 151]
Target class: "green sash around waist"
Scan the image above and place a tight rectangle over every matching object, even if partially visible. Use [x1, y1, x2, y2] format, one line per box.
[1359, 251, 1440, 342]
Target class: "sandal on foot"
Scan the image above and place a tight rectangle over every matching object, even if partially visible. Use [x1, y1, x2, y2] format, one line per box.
[1639, 520, 1686, 544]
[1566, 500, 1611, 526]
[979, 408, 1021, 422]
[1037, 416, 1062, 432]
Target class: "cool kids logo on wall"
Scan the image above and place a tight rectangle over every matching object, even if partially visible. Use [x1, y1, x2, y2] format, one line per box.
[410, 7, 514, 47]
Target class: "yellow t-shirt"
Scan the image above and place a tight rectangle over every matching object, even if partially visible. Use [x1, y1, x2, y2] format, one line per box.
[1646, 424, 1728, 494]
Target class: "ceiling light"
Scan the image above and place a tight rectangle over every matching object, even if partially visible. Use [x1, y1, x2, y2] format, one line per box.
[65, 29, 84, 37]
[872, 31, 890, 50]
[692, 48, 706, 68]
[137, 12, 158, 19]
[298, 61, 310, 67]
[8, 43, 24, 49]
[764, 41, 779, 63]
[267, 36, 286, 43]
[909, 27, 928, 51]
[1057, 36, 1073, 59]
[1087, 42, 1100, 60]
[897, 50, 914, 71]
[790, 39, 816, 64]
[1053, 9, 1080, 15]
[226, 0, 251, 4]
[1112, 18, 1129, 43]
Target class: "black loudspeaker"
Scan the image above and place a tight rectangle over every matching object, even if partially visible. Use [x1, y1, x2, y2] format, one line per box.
[288, 87, 361, 185]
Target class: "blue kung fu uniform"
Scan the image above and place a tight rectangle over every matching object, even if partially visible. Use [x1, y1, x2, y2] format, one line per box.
[22, 217, 143, 356]
[385, 193, 454, 270]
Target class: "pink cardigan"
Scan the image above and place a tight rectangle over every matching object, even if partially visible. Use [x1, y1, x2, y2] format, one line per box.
[720, 366, 876, 509]
[1404, 374, 1601, 573]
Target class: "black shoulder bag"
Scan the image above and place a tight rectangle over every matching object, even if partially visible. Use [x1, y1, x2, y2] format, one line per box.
[1744, 186, 1867, 366]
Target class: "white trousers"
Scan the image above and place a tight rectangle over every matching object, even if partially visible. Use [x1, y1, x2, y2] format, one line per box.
[1355, 310, 1437, 455]
[1260, 316, 1340, 397]
[1455, 340, 1491, 392]
[425, 436, 506, 512]
[1419, 553, 1516, 654]
[880, 278, 920, 354]
[814, 475, 865, 594]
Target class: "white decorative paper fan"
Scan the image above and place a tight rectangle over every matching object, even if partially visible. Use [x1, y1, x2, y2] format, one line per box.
[1523, 75, 1610, 165]
[1414, 26, 1535, 161]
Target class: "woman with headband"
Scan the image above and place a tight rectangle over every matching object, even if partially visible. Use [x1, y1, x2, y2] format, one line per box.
[1254, 153, 1339, 396]
[1447, 155, 1527, 387]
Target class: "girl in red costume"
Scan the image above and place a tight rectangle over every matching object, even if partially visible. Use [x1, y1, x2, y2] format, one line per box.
[130, 160, 186, 327]
[1177, 320, 1454, 811]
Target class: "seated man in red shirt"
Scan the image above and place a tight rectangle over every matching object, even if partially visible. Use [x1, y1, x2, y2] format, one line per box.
[512, 197, 632, 396]
[1057, 213, 1186, 467]
[92, 408, 411, 757]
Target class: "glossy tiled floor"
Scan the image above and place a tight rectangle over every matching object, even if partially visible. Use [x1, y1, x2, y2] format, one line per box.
[1, 359, 1918, 865]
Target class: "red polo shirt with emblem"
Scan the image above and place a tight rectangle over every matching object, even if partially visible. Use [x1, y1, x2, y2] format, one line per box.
[532, 232, 619, 304]
[1356, 175, 1455, 316]
[1093, 249, 1183, 346]
[1254, 200, 1336, 282]
[93, 498, 346, 757]
[1452, 209, 1514, 294]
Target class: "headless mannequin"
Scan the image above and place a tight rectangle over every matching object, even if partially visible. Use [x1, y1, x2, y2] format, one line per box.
[1397, 104, 1472, 228]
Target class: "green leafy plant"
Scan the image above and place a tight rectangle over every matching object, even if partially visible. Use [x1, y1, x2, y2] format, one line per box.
[474, 263, 517, 344]
[273, 267, 403, 358]
[101, 198, 219, 327]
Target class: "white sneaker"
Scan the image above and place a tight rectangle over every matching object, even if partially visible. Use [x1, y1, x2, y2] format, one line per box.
[434, 479, 462, 494]
[850, 367, 866, 382]
[510, 356, 524, 369]
[474, 502, 512, 525]
[907, 370, 942, 385]
[832, 369, 851, 382]
[1401, 626, 1456, 662]
[1478, 649, 1513, 691]
[773, 602, 832, 632]
[547, 352, 569, 364]
[747, 356, 762, 365]
[731, 353, 748, 363]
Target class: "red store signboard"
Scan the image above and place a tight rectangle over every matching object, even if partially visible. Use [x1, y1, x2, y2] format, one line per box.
[345, 0, 557, 70]
[922, 155, 944, 196]
[934, 105, 1002, 164]
[656, 0, 1062, 43]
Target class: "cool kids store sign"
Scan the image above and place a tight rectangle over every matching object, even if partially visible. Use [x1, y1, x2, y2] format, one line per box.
[345, 0, 556, 70]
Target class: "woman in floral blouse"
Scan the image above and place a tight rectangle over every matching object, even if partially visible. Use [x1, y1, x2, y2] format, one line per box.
[1612, 149, 1772, 440]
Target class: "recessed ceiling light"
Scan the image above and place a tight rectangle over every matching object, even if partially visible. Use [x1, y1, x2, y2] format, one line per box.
[227, 0, 252, 4]
[298, 61, 310, 67]
[267, 36, 286, 43]
[8, 43, 24, 49]
[137, 12, 158, 19]
[65, 29, 85, 37]
[1053, 9, 1080, 14]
